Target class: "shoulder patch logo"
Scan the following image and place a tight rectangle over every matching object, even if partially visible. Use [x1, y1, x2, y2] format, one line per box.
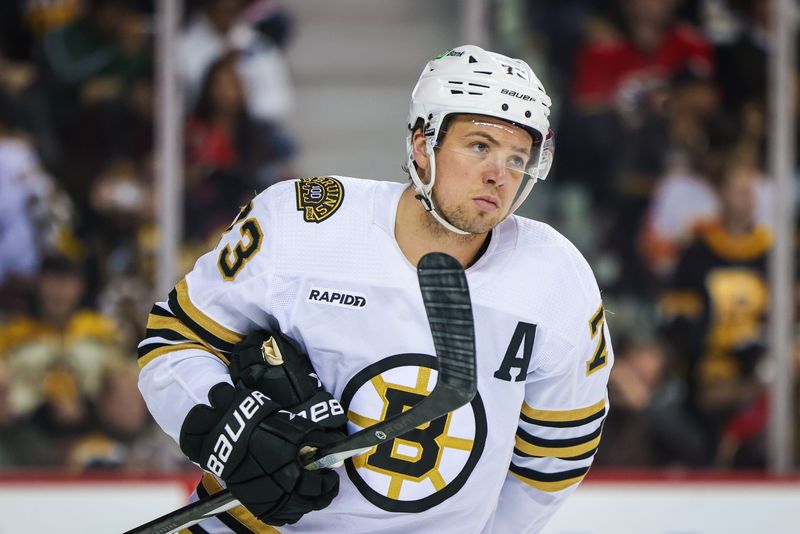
[295, 176, 344, 223]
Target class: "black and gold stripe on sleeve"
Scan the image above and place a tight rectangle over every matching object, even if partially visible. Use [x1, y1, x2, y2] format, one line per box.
[137, 279, 245, 369]
[137, 306, 230, 369]
[167, 278, 244, 353]
[197, 473, 280, 534]
[514, 423, 603, 460]
[520, 398, 606, 428]
[509, 463, 590, 493]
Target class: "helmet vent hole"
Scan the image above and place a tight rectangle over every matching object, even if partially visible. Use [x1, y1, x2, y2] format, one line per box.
[467, 82, 490, 89]
[469, 56, 478, 63]
[473, 70, 492, 75]
[525, 111, 531, 118]
[501, 103, 509, 111]
[468, 92, 482, 95]
[448, 80, 463, 85]
[450, 90, 464, 95]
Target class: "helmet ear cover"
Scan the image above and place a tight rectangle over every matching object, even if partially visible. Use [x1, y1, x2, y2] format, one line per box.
[408, 115, 455, 176]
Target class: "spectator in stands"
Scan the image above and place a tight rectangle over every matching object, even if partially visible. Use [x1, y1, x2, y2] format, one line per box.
[28, 361, 95, 466]
[637, 43, 777, 280]
[571, 0, 714, 111]
[184, 53, 295, 241]
[180, 0, 294, 124]
[0, 360, 54, 467]
[597, 339, 667, 466]
[37, 0, 150, 130]
[596, 338, 706, 467]
[564, 0, 714, 193]
[560, 0, 716, 298]
[0, 127, 41, 290]
[185, 53, 251, 177]
[0, 0, 83, 63]
[69, 362, 190, 471]
[0, 255, 122, 417]
[522, 0, 600, 99]
[86, 158, 153, 275]
[97, 274, 153, 354]
[36, 0, 151, 198]
[0, 112, 77, 314]
[242, 0, 295, 50]
[715, 0, 772, 116]
[659, 154, 770, 466]
[637, 67, 734, 278]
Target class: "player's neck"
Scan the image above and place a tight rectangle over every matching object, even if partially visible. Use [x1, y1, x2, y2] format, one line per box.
[395, 187, 490, 268]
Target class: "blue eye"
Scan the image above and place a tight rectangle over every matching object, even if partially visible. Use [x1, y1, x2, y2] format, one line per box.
[508, 156, 527, 170]
[471, 142, 489, 154]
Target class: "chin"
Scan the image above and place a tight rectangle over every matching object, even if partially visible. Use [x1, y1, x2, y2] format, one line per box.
[437, 203, 503, 234]
[460, 217, 500, 235]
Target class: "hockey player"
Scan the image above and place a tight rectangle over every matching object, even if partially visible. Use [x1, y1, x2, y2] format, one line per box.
[138, 45, 613, 533]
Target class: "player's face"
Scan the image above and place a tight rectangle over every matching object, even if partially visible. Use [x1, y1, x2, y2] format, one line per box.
[432, 114, 533, 234]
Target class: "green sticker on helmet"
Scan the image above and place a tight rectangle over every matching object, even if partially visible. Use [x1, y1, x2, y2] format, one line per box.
[433, 49, 465, 60]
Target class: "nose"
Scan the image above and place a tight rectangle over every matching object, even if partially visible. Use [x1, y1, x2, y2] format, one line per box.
[481, 157, 507, 186]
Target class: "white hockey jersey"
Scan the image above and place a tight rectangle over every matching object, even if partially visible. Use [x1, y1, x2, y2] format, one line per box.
[138, 176, 613, 534]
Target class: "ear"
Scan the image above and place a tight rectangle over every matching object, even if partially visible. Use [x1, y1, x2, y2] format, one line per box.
[411, 128, 430, 183]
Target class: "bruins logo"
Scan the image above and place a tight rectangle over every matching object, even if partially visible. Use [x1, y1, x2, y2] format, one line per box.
[341, 354, 487, 513]
[295, 176, 344, 223]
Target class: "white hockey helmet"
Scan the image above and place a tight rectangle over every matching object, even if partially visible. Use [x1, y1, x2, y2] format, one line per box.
[406, 44, 554, 234]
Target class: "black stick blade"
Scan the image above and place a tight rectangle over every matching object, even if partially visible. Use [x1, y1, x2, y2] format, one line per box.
[417, 252, 477, 400]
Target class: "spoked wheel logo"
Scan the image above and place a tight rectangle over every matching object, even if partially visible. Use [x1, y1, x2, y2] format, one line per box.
[340, 354, 487, 513]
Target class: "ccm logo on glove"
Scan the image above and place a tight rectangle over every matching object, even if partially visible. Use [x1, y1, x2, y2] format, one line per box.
[208, 390, 272, 476]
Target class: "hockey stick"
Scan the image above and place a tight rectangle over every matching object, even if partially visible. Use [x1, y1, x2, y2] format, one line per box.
[124, 252, 476, 534]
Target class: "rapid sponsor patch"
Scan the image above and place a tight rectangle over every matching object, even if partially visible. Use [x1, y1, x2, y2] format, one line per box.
[295, 176, 344, 223]
[308, 287, 367, 308]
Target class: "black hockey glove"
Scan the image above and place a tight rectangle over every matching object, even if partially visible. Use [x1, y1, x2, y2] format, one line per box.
[229, 329, 326, 407]
[179, 382, 347, 526]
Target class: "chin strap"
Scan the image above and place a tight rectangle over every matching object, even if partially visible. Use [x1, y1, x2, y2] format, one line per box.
[409, 153, 472, 235]
[414, 193, 471, 235]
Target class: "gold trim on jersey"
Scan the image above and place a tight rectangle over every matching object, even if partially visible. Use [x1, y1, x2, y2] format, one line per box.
[521, 398, 606, 426]
[138, 342, 217, 369]
[174, 279, 244, 346]
[138, 309, 231, 368]
[200, 473, 280, 533]
[146, 313, 201, 341]
[509, 463, 589, 492]
[514, 424, 603, 460]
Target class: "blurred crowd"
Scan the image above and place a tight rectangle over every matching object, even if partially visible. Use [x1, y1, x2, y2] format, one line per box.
[0, 0, 796, 474]
[0, 0, 296, 472]
[515, 0, 798, 469]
